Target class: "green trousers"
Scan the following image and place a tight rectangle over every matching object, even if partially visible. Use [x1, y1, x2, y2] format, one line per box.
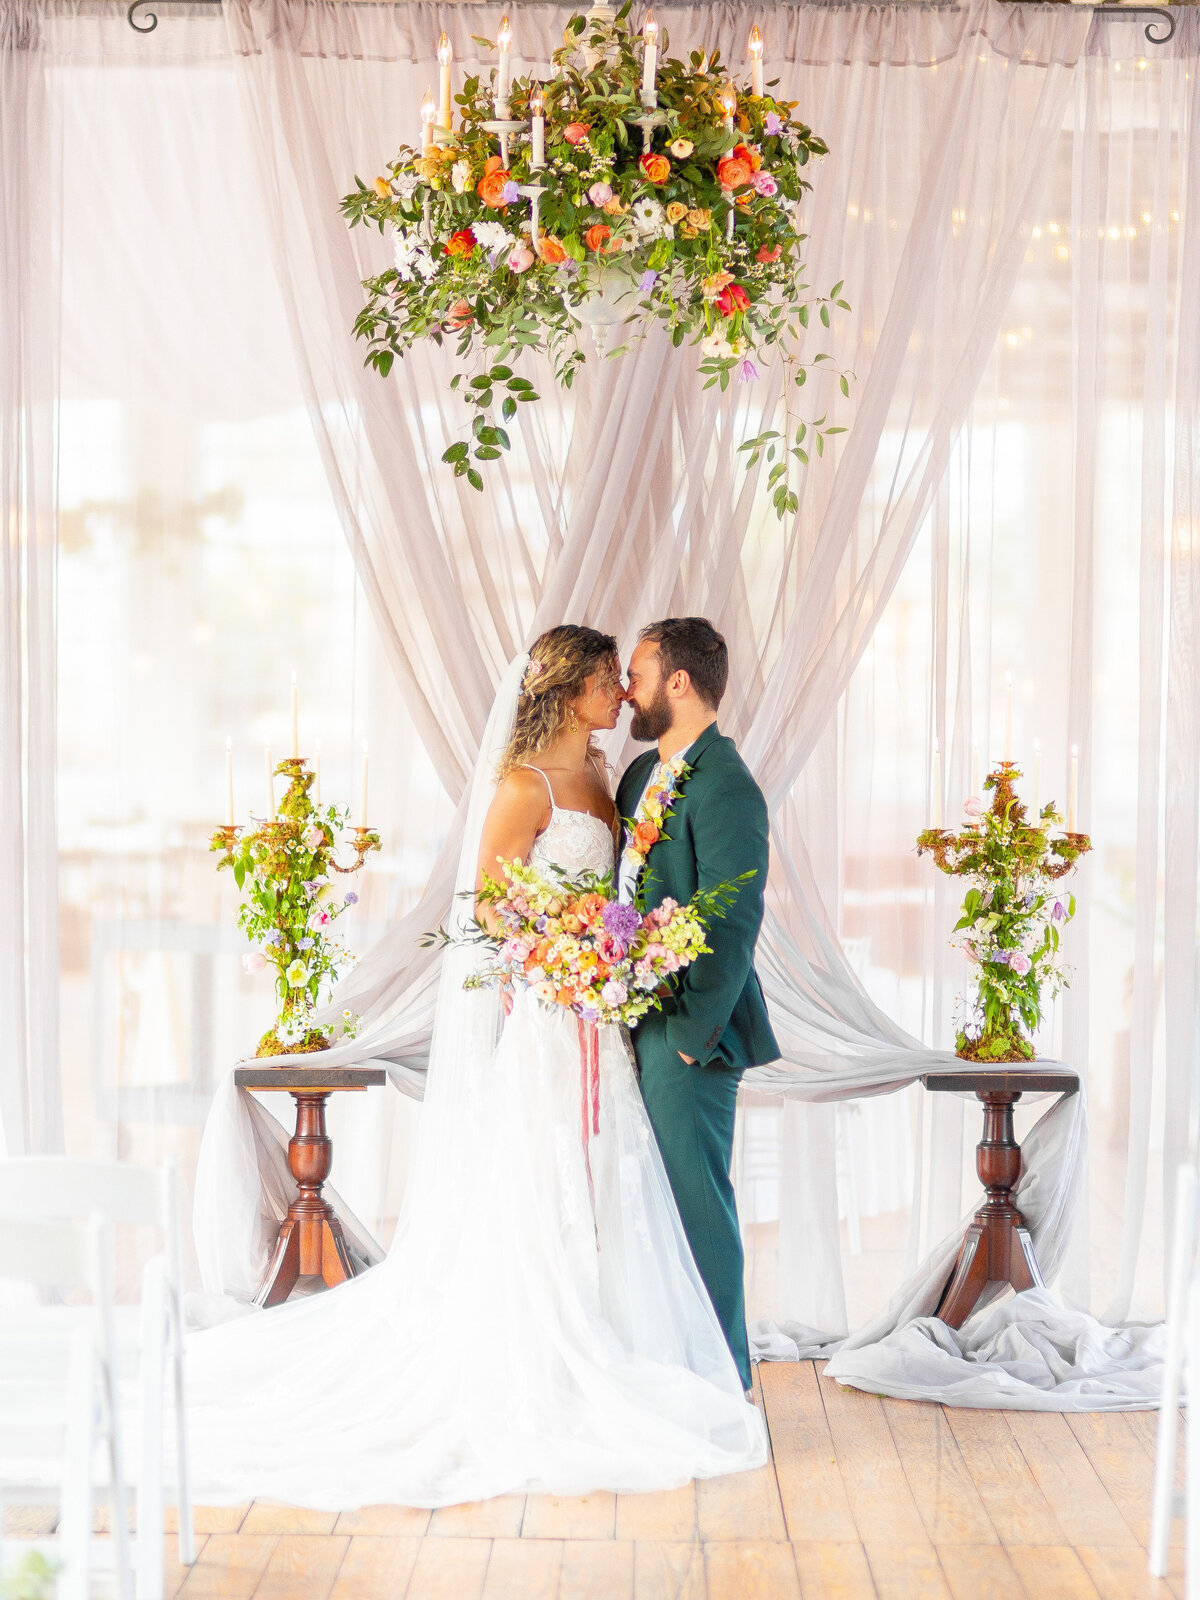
[633, 1016, 752, 1389]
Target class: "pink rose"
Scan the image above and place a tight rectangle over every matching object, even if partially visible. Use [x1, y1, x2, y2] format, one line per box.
[588, 181, 613, 206]
[563, 122, 590, 146]
[601, 980, 628, 1007]
[963, 795, 987, 817]
[242, 951, 266, 975]
[303, 824, 324, 849]
[507, 243, 535, 274]
[598, 933, 625, 964]
[752, 170, 778, 197]
[1009, 952, 1033, 975]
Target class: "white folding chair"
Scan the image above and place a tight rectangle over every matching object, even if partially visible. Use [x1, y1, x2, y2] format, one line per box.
[1151, 1162, 1197, 1592]
[0, 1158, 196, 1598]
[0, 1211, 133, 1600]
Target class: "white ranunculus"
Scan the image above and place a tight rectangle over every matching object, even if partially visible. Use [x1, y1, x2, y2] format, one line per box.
[451, 160, 470, 195]
[701, 333, 735, 360]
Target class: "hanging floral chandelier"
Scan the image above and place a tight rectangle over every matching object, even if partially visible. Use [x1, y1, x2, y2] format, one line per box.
[341, 2, 849, 515]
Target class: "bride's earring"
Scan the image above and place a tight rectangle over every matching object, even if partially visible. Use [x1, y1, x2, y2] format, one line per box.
[568, 707, 580, 733]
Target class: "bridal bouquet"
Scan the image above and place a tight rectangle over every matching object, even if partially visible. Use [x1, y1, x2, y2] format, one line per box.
[455, 858, 746, 1026]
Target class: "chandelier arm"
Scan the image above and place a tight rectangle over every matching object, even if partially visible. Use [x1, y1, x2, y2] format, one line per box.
[1092, 3, 1177, 44]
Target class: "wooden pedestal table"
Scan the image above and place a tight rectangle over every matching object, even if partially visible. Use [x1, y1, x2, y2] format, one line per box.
[922, 1066, 1080, 1329]
[233, 1065, 387, 1308]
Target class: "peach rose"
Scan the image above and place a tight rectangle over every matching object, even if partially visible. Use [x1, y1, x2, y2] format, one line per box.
[536, 233, 568, 265]
[756, 243, 782, 263]
[446, 297, 474, 330]
[639, 151, 671, 185]
[687, 208, 712, 230]
[717, 154, 753, 190]
[577, 893, 607, 925]
[563, 122, 590, 145]
[603, 195, 624, 215]
[666, 201, 688, 224]
[634, 819, 660, 851]
[373, 176, 392, 199]
[507, 242, 535, 273]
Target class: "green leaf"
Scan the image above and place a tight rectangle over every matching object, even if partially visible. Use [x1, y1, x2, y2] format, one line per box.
[443, 442, 470, 463]
[502, 396, 517, 422]
[474, 445, 502, 460]
[820, 302, 830, 327]
[839, 374, 850, 398]
[467, 467, 484, 490]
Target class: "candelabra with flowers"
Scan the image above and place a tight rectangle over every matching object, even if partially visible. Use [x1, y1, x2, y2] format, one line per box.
[340, 1, 849, 518]
[211, 697, 380, 1057]
[917, 762, 1092, 1064]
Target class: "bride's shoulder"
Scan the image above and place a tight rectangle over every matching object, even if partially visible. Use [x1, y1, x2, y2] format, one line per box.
[490, 765, 553, 817]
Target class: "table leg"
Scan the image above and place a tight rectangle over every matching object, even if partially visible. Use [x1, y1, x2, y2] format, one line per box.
[254, 1090, 359, 1308]
[935, 1088, 1046, 1330]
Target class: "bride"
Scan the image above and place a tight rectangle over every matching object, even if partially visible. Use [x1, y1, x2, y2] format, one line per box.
[184, 625, 767, 1509]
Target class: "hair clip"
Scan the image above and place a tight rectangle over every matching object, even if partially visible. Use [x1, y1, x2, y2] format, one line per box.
[521, 659, 545, 695]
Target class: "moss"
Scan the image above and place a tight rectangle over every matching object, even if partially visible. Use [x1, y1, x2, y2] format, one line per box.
[255, 1027, 331, 1059]
[954, 1029, 1036, 1064]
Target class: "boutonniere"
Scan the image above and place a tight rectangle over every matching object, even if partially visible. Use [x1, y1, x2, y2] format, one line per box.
[622, 755, 692, 880]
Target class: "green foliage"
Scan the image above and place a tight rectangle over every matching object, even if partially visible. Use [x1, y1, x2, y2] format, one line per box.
[209, 760, 380, 1049]
[341, 7, 852, 519]
[916, 764, 1092, 1062]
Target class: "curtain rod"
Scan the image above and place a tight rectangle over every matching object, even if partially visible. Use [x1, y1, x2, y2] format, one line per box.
[125, 0, 1178, 43]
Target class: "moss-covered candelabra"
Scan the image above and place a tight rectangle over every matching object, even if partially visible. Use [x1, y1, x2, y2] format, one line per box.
[917, 761, 1092, 1064]
[211, 756, 381, 1058]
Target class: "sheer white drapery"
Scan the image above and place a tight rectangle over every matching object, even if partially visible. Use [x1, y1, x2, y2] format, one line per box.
[0, 0, 61, 1157]
[3, 0, 1194, 1401]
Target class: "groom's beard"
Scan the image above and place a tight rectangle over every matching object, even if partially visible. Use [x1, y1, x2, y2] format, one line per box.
[629, 685, 673, 742]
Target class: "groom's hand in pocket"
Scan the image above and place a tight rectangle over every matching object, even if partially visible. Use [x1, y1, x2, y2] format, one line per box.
[678, 1052, 696, 1064]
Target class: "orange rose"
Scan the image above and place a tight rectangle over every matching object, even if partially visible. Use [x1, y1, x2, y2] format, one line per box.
[577, 893, 607, 925]
[715, 283, 750, 317]
[556, 986, 574, 1007]
[757, 244, 782, 263]
[477, 155, 514, 209]
[445, 297, 474, 330]
[717, 155, 752, 190]
[734, 141, 763, 173]
[584, 223, 613, 253]
[634, 819, 660, 851]
[640, 151, 671, 185]
[536, 233, 568, 264]
[373, 176, 392, 199]
[594, 963, 611, 985]
[444, 228, 476, 260]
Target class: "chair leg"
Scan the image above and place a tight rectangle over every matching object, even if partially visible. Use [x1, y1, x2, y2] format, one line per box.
[170, 1290, 196, 1567]
[1189, 1275, 1200, 1600]
[58, 1331, 96, 1600]
[1152, 1164, 1197, 1577]
[137, 1267, 167, 1600]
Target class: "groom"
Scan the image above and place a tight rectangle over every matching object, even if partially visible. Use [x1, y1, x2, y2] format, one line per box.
[616, 618, 779, 1392]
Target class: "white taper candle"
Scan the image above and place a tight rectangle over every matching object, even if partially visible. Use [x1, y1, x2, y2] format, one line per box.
[291, 671, 299, 759]
[641, 11, 659, 105]
[225, 737, 234, 826]
[314, 740, 322, 809]
[358, 741, 369, 828]
[1068, 744, 1078, 833]
[437, 32, 453, 130]
[265, 745, 275, 823]
[420, 88, 435, 150]
[530, 84, 545, 168]
[970, 741, 980, 799]
[748, 24, 764, 96]
[1003, 670, 1013, 762]
[1031, 738, 1041, 819]
[932, 738, 943, 828]
[496, 14, 512, 114]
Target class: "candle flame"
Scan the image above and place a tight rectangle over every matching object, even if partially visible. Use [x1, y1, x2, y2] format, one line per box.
[421, 88, 436, 122]
[718, 82, 737, 118]
[226, 735, 232, 751]
[529, 83, 544, 117]
[748, 23, 763, 60]
[436, 30, 452, 66]
[643, 9, 659, 45]
[497, 13, 512, 50]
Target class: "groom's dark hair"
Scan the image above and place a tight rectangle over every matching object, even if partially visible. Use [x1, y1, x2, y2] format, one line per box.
[638, 617, 728, 710]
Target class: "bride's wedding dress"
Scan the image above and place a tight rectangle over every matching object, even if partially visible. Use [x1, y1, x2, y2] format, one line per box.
[183, 662, 767, 1509]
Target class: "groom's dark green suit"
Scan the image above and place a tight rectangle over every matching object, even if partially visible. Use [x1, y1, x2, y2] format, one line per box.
[615, 723, 779, 1388]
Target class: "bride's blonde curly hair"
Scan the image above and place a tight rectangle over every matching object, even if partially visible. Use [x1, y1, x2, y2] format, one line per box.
[497, 624, 620, 780]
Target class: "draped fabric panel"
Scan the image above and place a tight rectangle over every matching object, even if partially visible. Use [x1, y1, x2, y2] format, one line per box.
[0, 0, 61, 1157]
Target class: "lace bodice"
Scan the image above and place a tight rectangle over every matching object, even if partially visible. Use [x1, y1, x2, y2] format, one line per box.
[523, 767, 616, 880]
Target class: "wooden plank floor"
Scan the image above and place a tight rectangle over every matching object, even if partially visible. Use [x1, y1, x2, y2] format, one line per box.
[5, 1363, 1185, 1599]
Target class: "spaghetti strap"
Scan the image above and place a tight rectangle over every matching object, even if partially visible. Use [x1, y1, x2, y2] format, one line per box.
[519, 764, 558, 809]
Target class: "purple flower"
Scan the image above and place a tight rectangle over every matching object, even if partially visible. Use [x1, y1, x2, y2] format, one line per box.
[344, 891, 358, 905]
[737, 358, 759, 383]
[297, 937, 314, 950]
[602, 901, 643, 944]
[764, 112, 783, 136]
[578, 1003, 600, 1023]
[638, 269, 659, 294]
[488, 247, 505, 269]
[264, 930, 284, 947]
[501, 181, 520, 204]
[1051, 899, 1067, 922]
[535, 915, 550, 932]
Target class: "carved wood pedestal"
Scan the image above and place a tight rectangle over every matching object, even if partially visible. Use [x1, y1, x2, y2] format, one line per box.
[233, 1065, 387, 1308]
[921, 1067, 1080, 1329]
